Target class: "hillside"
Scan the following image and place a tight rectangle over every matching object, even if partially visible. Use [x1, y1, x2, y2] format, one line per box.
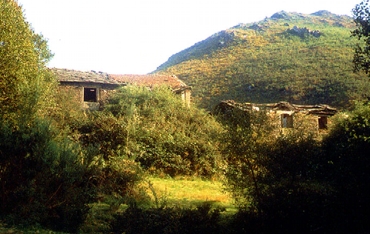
[154, 11, 370, 110]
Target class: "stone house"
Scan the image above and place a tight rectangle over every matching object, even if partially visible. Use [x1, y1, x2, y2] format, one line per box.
[214, 100, 337, 132]
[53, 68, 191, 110]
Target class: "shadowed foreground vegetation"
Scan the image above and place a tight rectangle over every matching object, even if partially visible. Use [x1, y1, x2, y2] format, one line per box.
[2, 83, 370, 233]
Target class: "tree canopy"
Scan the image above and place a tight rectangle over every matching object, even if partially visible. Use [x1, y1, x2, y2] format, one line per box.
[353, 0, 370, 76]
[0, 0, 54, 123]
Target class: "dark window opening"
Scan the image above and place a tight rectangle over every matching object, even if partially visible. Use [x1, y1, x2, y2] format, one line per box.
[281, 114, 293, 128]
[84, 88, 97, 102]
[318, 116, 328, 129]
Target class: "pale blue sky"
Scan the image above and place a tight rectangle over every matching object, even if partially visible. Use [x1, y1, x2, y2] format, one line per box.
[17, 0, 360, 74]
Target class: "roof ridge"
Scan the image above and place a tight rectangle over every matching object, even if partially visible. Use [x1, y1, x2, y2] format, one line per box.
[52, 68, 190, 89]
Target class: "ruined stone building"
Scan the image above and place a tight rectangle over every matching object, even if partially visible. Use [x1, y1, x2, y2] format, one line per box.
[214, 100, 337, 132]
[53, 68, 191, 110]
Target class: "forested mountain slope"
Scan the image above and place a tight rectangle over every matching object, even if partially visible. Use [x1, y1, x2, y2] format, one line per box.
[154, 11, 370, 110]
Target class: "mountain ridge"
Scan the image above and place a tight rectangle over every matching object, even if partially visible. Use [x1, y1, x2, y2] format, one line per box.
[154, 11, 370, 110]
[155, 11, 352, 72]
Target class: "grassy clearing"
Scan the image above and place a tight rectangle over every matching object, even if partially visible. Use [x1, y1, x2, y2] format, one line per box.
[80, 176, 236, 233]
[145, 176, 236, 213]
[0, 177, 237, 233]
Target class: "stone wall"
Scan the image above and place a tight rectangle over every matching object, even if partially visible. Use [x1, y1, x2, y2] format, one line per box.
[58, 83, 118, 110]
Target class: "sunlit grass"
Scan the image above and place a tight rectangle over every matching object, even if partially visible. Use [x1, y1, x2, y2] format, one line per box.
[78, 176, 237, 232]
[144, 176, 236, 213]
[0, 177, 237, 233]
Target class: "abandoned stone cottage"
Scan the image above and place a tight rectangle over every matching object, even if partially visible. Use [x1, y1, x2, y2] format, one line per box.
[52, 68, 191, 110]
[214, 100, 337, 131]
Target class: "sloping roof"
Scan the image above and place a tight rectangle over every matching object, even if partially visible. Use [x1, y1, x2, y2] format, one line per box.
[52, 68, 121, 85]
[52, 68, 190, 91]
[268, 102, 337, 115]
[109, 74, 190, 91]
[215, 100, 337, 116]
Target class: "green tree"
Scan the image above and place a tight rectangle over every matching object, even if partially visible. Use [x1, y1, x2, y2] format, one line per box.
[0, 0, 54, 123]
[32, 31, 54, 65]
[322, 103, 370, 233]
[218, 106, 275, 212]
[219, 106, 334, 233]
[0, 1, 97, 232]
[352, 0, 370, 75]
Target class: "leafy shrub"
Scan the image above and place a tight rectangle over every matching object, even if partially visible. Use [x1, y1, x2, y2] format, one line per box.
[47, 85, 88, 133]
[76, 112, 128, 160]
[80, 158, 148, 233]
[67, 111, 148, 230]
[256, 134, 332, 233]
[219, 107, 275, 210]
[0, 118, 97, 232]
[220, 107, 337, 232]
[74, 111, 146, 198]
[321, 102, 370, 233]
[102, 85, 224, 178]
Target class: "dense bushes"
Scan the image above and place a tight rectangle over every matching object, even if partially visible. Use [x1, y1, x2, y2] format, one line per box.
[0, 115, 144, 232]
[2, 85, 370, 232]
[221, 103, 370, 233]
[254, 135, 331, 233]
[85, 85, 225, 178]
[111, 203, 223, 234]
[0, 79, 224, 231]
[321, 103, 370, 233]
[0, 119, 97, 232]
